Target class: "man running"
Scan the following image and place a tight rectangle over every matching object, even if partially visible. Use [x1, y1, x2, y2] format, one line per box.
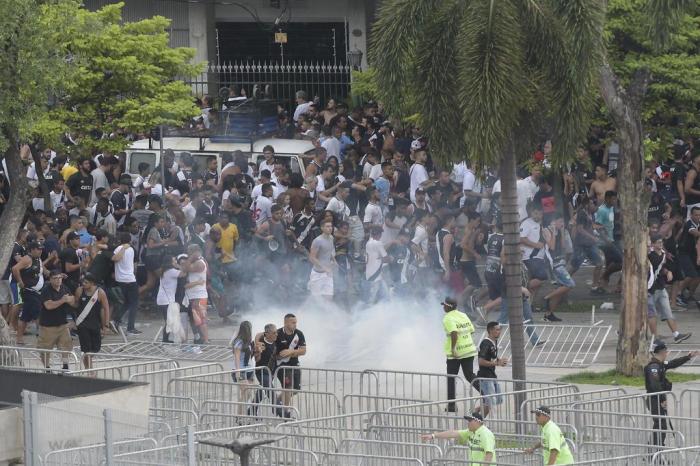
[474, 322, 507, 418]
[442, 296, 476, 413]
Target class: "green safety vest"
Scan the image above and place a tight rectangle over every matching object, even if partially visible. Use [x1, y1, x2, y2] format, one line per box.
[443, 310, 477, 359]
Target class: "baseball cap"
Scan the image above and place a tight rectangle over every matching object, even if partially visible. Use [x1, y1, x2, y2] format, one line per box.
[67, 231, 79, 241]
[653, 342, 669, 354]
[410, 139, 422, 151]
[531, 406, 551, 417]
[28, 241, 44, 250]
[463, 412, 484, 423]
[441, 297, 457, 309]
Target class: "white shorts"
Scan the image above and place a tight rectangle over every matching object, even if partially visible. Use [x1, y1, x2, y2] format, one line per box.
[308, 270, 334, 297]
[0, 280, 11, 305]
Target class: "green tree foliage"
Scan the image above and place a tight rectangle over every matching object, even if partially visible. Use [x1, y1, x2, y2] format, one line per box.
[604, 0, 700, 152]
[33, 1, 202, 156]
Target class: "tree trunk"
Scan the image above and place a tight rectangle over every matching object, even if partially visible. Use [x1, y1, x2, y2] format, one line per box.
[500, 143, 527, 385]
[599, 63, 650, 376]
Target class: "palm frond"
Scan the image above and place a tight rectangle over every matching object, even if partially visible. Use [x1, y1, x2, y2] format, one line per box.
[457, 0, 529, 168]
[413, 0, 469, 164]
[646, 0, 695, 51]
[369, 0, 441, 116]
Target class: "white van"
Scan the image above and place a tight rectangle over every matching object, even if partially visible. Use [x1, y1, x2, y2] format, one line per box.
[125, 137, 316, 182]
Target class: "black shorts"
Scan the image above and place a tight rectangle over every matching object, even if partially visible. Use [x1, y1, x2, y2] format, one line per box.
[460, 261, 482, 288]
[484, 271, 504, 300]
[19, 289, 42, 322]
[144, 255, 162, 270]
[77, 326, 102, 353]
[276, 365, 302, 390]
[679, 255, 700, 278]
[524, 258, 549, 281]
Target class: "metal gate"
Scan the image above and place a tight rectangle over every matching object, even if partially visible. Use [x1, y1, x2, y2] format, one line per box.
[480, 323, 612, 368]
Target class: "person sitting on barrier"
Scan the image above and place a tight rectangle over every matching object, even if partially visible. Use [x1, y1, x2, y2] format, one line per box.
[421, 412, 496, 465]
[644, 343, 698, 448]
[441, 296, 477, 413]
[473, 322, 506, 418]
[525, 406, 574, 465]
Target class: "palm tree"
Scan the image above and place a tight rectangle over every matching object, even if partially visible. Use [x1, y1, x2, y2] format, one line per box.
[600, 0, 697, 375]
[370, 0, 604, 388]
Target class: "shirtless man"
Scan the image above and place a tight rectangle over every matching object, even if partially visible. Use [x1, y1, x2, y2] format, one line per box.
[589, 164, 617, 205]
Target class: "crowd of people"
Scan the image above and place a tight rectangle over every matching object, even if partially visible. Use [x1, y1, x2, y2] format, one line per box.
[1, 90, 698, 359]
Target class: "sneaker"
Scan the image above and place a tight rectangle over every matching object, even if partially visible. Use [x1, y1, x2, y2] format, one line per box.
[676, 297, 688, 307]
[534, 340, 547, 347]
[126, 328, 142, 335]
[544, 313, 562, 322]
[674, 333, 692, 343]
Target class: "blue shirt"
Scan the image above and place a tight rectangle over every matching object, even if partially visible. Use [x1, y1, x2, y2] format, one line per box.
[595, 204, 615, 241]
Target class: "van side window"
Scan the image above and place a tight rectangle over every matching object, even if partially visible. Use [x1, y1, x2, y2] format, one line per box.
[129, 152, 156, 174]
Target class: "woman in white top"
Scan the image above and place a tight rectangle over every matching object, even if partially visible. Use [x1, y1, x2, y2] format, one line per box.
[185, 244, 209, 344]
[157, 255, 188, 343]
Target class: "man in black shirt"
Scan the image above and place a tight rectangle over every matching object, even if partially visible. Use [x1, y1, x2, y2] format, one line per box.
[38, 270, 76, 369]
[66, 158, 94, 206]
[252, 323, 279, 413]
[475, 322, 507, 418]
[276, 313, 307, 417]
[2, 230, 28, 331]
[677, 206, 700, 302]
[110, 175, 132, 225]
[11, 242, 45, 346]
[60, 232, 82, 292]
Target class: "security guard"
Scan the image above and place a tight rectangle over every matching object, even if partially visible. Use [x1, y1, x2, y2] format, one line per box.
[421, 412, 496, 465]
[525, 406, 574, 465]
[442, 296, 477, 413]
[644, 342, 698, 447]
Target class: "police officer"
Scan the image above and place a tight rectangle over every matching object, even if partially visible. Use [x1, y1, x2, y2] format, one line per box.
[442, 296, 477, 413]
[644, 342, 698, 447]
[421, 412, 496, 465]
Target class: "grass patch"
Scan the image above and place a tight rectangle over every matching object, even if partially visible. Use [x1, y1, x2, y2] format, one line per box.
[558, 369, 700, 387]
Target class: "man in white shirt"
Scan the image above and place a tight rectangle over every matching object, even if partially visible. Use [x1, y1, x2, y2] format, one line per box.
[258, 145, 276, 176]
[320, 126, 341, 160]
[519, 204, 548, 303]
[251, 170, 279, 200]
[293, 90, 312, 122]
[409, 150, 430, 203]
[363, 187, 384, 229]
[366, 226, 391, 303]
[516, 167, 541, 221]
[461, 165, 486, 210]
[252, 183, 274, 226]
[110, 232, 140, 334]
[325, 181, 351, 223]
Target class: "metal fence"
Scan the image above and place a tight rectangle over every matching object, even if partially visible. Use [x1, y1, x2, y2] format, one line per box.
[99, 340, 232, 362]
[482, 324, 612, 367]
[128, 363, 224, 394]
[184, 61, 353, 107]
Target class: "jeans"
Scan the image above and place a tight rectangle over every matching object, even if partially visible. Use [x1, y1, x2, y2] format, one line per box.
[498, 297, 541, 345]
[115, 282, 139, 331]
[446, 357, 474, 412]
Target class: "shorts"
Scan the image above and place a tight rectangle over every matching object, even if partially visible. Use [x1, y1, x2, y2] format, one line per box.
[276, 365, 302, 390]
[308, 269, 334, 297]
[678, 255, 700, 279]
[0, 280, 11, 305]
[647, 290, 674, 322]
[189, 298, 208, 327]
[231, 369, 255, 382]
[523, 258, 548, 281]
[484, 270, 504, 300]
[552, 264, 576, 288]
[77, 326, 102, 353]
[10, 281, 22, 305]
[37, 324, 72, 351]
[19, 290, 42, 323]
[479, 379, 503, 406]
[460, 261, 482, 288]
[601, 242, 623, 265]
[144, 255, 162, 270]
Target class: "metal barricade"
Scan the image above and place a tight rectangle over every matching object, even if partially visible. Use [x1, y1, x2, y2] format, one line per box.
[679, 388, 700, 421]
[129, 362, 225, 394]
[273, 366, 378, 398]
[572, 453, 656, 465]
[151, 394, 198, 412]
[577, 440, 677, 462]
[167, 369, 267, 406]
[67, 359, 178, 381]
[580, 424, 685, 448]
[112, 444, 189, 465]
[430, 460, 520, 466]
[252, 445, 320, 466]
[99, 340, 232, 362]
[232, 428, 338, 454]
[0, 345, 80, 370]
[323, 452, 424, 465]
[519, 387, 627, 420]
[159, 423, 268, 447]
[484, 324, 612, 367]
[388, 384, 578, 421]
[199, 400, 301, 427]
[365, 368, 470, 400]
[276, 412, 377, 450]
[148, 407, 198, 433]
[337, 438, 443, 462]
[343, 393, 426, 413]
[666, 346, 700, 366]
[468, 378, 571, 397]
[651, 446, 700, 465]
[42, 438, 157, 466]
